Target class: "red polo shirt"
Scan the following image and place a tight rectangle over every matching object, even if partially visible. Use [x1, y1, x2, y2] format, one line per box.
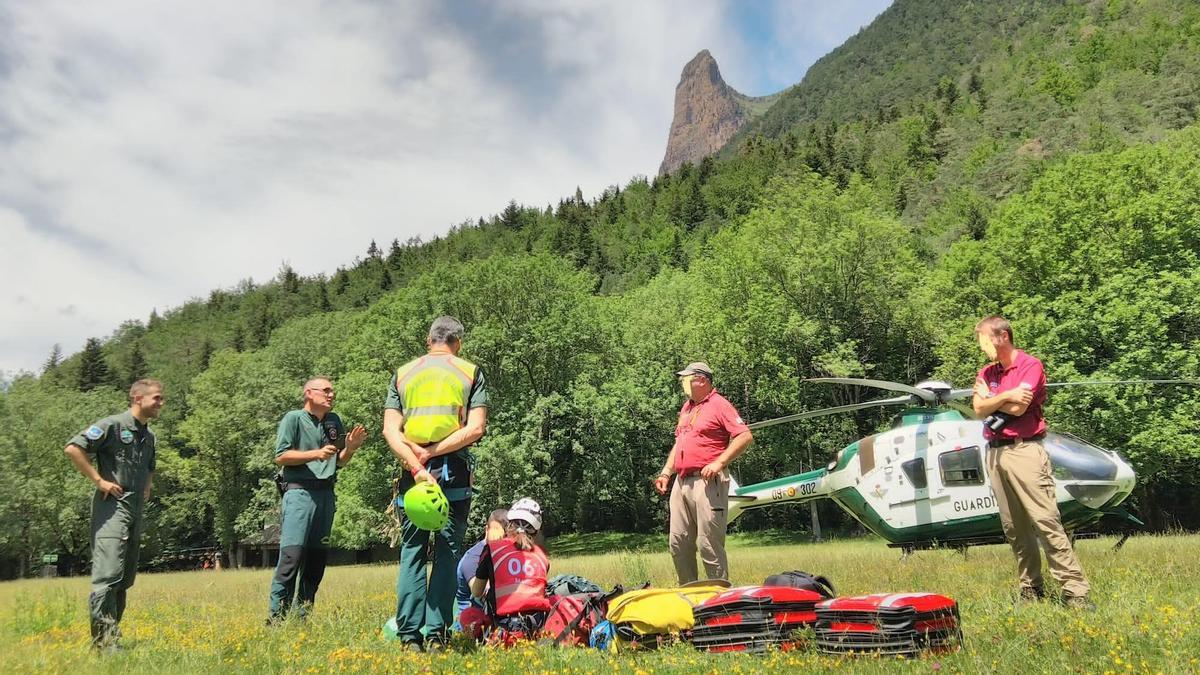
[976, 350, 1047, 440]
[673, 390, 750, 473]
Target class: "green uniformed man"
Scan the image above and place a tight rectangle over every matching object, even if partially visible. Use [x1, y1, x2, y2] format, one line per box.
[382, 316, 488, 650]
[267, 376, 366, 622]
[64, 378, 164, 650]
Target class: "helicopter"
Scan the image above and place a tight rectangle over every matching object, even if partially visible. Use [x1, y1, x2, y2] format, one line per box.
[727, 377, 1197, 555]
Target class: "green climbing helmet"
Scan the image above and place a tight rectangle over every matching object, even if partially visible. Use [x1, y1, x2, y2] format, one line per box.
[403, 481, 449, 531]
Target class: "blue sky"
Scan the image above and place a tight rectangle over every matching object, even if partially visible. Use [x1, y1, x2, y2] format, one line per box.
[730, 0, 892, 94]
[0, 0, 891, 376]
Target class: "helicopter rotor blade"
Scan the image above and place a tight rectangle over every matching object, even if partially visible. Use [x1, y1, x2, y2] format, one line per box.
[806, 377, 938, 403]
[748, 395, 916, 431]
[1045, 379, 1200, 389]
[945, 400, 979, 418]
[948, 379, 1200, 401]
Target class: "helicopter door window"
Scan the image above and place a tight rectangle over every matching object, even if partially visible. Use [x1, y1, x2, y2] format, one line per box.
[939, 446, 984, 486]
[901, 458, 927, 489]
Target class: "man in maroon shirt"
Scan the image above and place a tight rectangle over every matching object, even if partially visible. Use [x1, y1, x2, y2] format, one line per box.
[654, 362, 753, 583]
[971, 315, 1092, 609]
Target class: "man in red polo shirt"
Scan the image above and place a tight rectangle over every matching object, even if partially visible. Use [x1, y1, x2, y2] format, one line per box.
[654, 362, 753, 583]
[971, 315, 1092, 609]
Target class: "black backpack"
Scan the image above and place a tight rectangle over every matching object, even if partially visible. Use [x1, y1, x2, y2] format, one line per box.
[546, 573, 603, 597]
[763, 570, 835, 598]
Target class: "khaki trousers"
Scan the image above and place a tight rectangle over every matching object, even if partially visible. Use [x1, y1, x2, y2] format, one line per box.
[669, 473, 729, 584]
[986, 440, 1089, 597]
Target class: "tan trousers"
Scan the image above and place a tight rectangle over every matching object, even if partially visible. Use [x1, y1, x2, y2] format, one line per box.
[987, 440, 1090, 597]
[669, 473, 729, 584]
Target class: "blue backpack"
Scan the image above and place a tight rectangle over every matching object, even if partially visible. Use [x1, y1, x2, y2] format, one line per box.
[589, 620, 616, 650]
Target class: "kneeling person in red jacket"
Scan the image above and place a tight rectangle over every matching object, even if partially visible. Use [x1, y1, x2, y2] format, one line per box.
[470, 498, 550, 640]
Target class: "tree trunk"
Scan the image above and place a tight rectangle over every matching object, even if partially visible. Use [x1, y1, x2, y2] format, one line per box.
[19, 521, 30, 578]
[1142, 483, 1162, 531]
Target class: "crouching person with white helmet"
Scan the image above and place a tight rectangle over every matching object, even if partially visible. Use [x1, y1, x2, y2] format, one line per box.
[467, 498, 550, 644]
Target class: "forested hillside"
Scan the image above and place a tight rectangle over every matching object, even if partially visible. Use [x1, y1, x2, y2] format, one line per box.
[3, 0, 1199, 577]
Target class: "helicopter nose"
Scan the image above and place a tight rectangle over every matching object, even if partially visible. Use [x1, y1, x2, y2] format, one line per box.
[1114, 456, 1137, 492]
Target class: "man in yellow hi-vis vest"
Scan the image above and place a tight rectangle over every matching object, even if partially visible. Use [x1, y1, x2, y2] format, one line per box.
[382, 316, 488, 650]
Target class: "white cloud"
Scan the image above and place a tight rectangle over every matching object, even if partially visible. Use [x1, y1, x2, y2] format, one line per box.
[0, 206, 152, 374]
[0, 0, 885, 374]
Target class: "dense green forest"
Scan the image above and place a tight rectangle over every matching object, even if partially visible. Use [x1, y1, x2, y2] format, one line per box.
[3, 0, 1200, 577]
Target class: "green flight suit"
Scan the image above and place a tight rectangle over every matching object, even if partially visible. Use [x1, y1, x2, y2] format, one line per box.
[68, 410, 156, 646]
[385, 357, 487, 646]
[267, 409, 343, 620]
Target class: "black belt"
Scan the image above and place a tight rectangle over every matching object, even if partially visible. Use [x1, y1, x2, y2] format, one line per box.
[285, 478, 336, 491]
[990, 433, 1045, 448]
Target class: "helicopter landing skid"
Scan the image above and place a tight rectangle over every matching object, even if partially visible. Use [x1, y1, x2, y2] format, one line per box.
[1073, 529, 1136, 552]
[892, 530, 1133, 560]
[1111, 531, 1132, 551]
[889, 535, 1009, 560]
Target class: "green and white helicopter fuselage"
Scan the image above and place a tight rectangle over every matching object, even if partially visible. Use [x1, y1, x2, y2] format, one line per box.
[729, 408, 1138, 549]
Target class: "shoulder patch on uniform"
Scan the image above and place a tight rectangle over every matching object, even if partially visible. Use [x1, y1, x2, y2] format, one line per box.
[119, 428, 134, 444]
[85, 425, 104, 440]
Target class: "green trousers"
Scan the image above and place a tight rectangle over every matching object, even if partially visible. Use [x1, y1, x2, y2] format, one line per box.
[89, 491, 144, 646]
[268, 487, 336, 619]
[394, 498, 470, 645]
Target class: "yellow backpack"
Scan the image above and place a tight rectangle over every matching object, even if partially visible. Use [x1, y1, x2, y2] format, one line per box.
[604, 582, 728, 650]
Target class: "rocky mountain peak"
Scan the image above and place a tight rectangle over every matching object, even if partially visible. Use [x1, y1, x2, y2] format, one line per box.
[659, 50, 775, 175]
[682, 49, 720, 83]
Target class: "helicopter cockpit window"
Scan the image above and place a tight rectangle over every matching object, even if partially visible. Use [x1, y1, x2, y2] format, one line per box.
[939, 446, 984, 486]
[1043, 434, 1118, 481]
[901, 458, 927, 489]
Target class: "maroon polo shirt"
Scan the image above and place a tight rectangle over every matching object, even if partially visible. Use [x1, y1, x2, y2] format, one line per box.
[976, 349, 1047, 440]
[673, 390, 750, 473]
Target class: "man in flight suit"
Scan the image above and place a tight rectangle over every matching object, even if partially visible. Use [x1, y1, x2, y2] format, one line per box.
[64, 378, 165, 650]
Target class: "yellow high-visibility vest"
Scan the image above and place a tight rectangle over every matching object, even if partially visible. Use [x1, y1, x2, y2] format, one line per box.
[396, 354, 477, 444]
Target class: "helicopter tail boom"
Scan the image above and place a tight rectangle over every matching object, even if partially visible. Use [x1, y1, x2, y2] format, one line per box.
[728, 468, 831, 522]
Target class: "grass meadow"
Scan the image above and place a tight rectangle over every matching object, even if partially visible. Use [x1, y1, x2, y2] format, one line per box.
[1, 533, 1197, 673]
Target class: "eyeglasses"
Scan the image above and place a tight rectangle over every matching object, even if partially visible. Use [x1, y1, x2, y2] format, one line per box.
[307, 387, 335, 395]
